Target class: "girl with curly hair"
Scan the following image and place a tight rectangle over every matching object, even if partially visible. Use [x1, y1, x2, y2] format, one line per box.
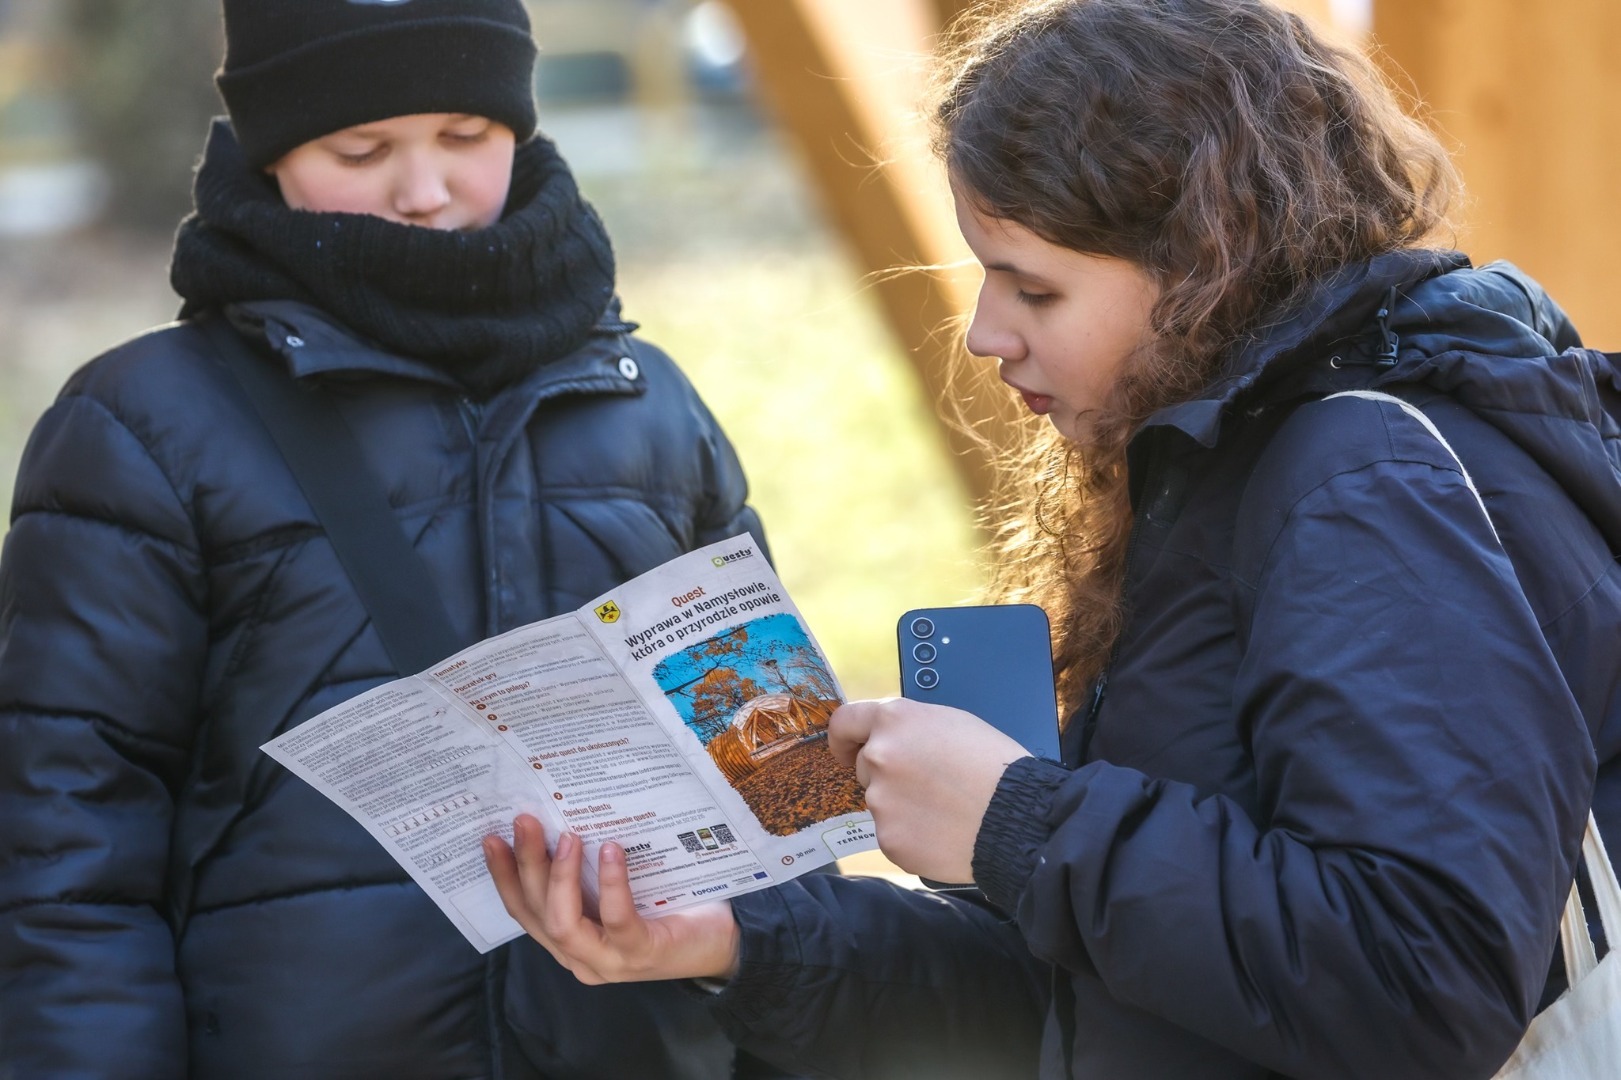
[486, 3, 1619, 1076]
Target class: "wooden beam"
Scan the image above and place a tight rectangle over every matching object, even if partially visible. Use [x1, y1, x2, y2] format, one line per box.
[1374, 0, 1621, 348]
[1270, 0, 1332, 25]
[727, 0, 1370, 513]
[730, 0, 1018, 509]
[935, 0, 1340, 32]
[932, 0, 1341, 35]
[932, 0, 995, 34]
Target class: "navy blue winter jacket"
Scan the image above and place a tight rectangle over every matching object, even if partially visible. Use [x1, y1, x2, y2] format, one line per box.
[0, 299, 764, 1077]
[708, 253, 1618, 1079]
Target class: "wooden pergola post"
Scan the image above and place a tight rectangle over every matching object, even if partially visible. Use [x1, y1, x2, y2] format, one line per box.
[1374, 0, 1621, 347]
[728, 0, 1015, 509]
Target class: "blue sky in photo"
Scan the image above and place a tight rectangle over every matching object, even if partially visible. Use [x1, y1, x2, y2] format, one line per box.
[653, 612, 821, 725]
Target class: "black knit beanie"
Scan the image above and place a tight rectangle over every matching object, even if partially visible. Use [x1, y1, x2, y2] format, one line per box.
[217, 0, 539, 171]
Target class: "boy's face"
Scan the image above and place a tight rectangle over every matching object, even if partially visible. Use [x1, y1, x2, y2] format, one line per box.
[266, 113, 516, 231]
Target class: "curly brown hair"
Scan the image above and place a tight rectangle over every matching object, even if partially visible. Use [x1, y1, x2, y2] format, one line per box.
[932, 0, 1459, 714]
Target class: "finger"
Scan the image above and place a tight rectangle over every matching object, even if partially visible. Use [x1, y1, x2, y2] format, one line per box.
[828, 701, 878, 768]
[540, 836, 622, 984]
[541, 830, 588, 942]
[483, 832, 528, 921]
[486, 825, 577, 970]
[595, 842, 643, 940]
[510, 814, 555, 921]
[853, 745, 872, 791]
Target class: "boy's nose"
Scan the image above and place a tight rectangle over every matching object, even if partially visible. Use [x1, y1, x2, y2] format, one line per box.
[393, 161, 453, 222]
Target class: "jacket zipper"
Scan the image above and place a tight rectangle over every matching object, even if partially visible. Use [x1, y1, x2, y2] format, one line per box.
[458, 396, 483, 446]
[457, 395, 506, 637]
[1076, 433, 1161, 760]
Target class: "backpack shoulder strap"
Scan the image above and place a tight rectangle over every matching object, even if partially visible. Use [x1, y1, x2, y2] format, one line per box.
[201, 316, 462, 675]
[1322, 389, 1500, 543]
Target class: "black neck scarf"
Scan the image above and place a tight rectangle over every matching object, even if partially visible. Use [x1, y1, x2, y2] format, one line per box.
[171, 120, 617, 396]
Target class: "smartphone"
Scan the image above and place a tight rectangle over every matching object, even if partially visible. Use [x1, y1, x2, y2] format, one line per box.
[897, 604, 1060, 761]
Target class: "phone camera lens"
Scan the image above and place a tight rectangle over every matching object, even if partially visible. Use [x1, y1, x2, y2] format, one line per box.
[910, 617, 935, 639]
[912, 642, 937, 664]
[914, 667, 939, 690]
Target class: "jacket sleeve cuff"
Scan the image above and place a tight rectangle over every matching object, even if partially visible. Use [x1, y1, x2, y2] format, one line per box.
[701, 887, 804, 1036]
[972, 755, 1072, 911]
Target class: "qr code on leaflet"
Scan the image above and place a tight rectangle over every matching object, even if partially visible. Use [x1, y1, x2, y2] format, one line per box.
[676, 824, 736, 853]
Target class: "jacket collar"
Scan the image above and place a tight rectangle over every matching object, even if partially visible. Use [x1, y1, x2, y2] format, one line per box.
[1129, 250, 1621, 552]
[229, 298, 646, 403]
[1143, 249, 1468, 448]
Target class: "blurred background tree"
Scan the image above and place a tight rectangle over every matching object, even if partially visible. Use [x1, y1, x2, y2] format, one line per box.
[59, 0, 220, 232]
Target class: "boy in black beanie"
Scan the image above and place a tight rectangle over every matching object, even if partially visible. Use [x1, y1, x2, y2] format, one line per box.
[0, 2, 772, 1076]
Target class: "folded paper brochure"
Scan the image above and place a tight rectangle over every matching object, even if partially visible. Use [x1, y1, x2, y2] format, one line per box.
[262, 535, 878, 952]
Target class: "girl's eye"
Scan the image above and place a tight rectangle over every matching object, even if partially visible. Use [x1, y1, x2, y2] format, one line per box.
[444, 128, 491, 146]
[1016, 290, 1057, 308]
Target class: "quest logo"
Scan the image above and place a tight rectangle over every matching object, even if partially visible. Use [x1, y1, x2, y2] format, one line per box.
[711, 547, 755, 568]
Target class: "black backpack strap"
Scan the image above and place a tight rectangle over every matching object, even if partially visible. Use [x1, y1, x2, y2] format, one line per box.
[201, 316, 462, 675]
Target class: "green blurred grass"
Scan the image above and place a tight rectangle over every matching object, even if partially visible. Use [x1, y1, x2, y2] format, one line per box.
[617, 244, 986, 700]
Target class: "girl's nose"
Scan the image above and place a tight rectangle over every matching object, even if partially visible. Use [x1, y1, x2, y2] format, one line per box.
[964, 295, 1019, 362]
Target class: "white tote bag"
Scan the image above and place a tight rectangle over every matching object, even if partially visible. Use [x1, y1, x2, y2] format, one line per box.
[1326, 391, 1621, 1078]
[1492, 815, 1621, 1078]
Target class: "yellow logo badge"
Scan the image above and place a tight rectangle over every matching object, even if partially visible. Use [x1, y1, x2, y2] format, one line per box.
[594, 601, 622, 624]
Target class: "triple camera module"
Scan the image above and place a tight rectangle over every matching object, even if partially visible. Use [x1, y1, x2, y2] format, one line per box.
[907, 616, 940, 689]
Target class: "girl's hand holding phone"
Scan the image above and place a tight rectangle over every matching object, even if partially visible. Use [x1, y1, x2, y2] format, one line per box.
[483, 700, 1030, 982]
[829, 699, 1030, 885]
[482, 815, 741, 986]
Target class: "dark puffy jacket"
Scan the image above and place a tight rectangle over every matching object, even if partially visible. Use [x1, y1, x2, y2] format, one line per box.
[0, 298, 764, 1078]
[710, 254, 1619, 1079]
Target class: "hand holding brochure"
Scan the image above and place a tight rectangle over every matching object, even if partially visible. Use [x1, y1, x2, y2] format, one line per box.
[262, 536, 877, 953]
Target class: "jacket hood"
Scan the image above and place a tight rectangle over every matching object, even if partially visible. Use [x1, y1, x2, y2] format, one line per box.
[1149, 249, 1621, 551]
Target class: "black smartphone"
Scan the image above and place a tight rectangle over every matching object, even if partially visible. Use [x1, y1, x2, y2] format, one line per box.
[897, 604, 1060, 761]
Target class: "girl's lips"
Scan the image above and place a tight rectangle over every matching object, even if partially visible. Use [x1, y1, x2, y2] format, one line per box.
[1001, 370, 1054, 415]
[1019, 390, 1054, 415]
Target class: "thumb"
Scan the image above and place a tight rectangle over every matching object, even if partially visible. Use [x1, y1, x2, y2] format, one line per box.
[828, 700, 879, 768]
